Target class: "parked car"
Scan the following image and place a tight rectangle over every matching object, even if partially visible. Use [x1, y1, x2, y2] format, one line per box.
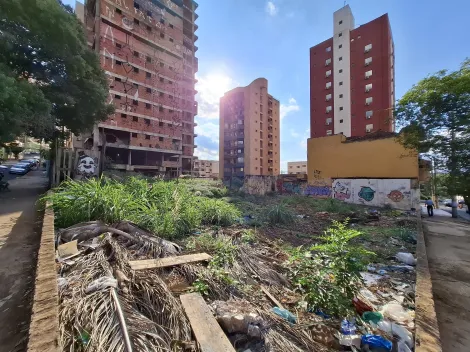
[9, 164, 29, 175]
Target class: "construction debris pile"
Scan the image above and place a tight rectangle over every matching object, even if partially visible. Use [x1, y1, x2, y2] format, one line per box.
[51, 178, 419, 351]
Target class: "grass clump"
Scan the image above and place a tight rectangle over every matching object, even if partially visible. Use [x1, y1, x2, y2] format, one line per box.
[286, 220, 374, 317]
[45, 177, 240, 239]
[265, 203, 295, 225]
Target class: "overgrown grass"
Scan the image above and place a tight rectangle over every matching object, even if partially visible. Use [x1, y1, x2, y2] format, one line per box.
[264, 203, 295, 225]
[283, 196, 359, 214]
[44, 177, 240, 239]
[180, 178, 228, 198]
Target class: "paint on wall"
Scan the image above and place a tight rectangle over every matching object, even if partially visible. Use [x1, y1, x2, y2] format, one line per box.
[333, 181, 351, 201]
[358, 186, 375, 202]
[75, 151, 99, 180]
[304, 185, 331, 197]
[387, 190, 404, 202]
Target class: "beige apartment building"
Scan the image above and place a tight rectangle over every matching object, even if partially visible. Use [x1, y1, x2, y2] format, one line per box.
[288, 161, 308, 175]
[194, 159, 219, 178]
[219, 78, 280, 179]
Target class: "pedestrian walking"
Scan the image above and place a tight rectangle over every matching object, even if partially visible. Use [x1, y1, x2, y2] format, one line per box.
[425, 198, 434, 216]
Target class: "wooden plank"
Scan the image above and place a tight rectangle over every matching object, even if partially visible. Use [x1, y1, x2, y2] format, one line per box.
[129, 253, 211, 270]
[180, 293, 235, 352]
[260, 285, 285, 310]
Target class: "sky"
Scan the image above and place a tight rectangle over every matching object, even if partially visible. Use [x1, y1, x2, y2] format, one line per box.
[68, 0, 469, 172]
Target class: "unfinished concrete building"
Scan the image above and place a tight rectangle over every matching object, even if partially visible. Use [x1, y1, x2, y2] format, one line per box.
[193, 159, 219, 178]
[76, 0, 198, 176]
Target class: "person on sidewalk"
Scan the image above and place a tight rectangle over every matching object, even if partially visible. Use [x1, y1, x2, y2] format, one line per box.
[425, 198, 434, 216]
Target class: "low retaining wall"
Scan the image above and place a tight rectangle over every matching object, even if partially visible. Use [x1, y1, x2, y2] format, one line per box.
[414, 214, 442, 351]
[27, 201, 59, 352]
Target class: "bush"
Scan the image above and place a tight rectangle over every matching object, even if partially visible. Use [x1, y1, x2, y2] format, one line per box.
[286, 220, 374, 317]
[265, 203, 295, 225]
[45, 177, 239, 239]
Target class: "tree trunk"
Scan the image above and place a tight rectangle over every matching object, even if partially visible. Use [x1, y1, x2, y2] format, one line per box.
[451, 195, 458, 218]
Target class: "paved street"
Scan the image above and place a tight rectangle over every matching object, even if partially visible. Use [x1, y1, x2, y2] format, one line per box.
[0, 169, 47, 352]
[423, 215, 470, 352]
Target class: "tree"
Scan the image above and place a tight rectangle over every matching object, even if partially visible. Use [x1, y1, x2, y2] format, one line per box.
[11, 146, 24, 159]
[395, 59, 470, 217]
[0, 0, 114, 143]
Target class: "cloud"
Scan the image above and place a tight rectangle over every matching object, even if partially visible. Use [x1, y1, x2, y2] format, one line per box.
[300, 128, 310, 148]
[195, 73, 236, 119]
[290, 129, 300, 138]
[194, 117, 219, 161]
[280, 97, 300, 120]
[265, 1, 278, 16]
[194, 146, 219, 161]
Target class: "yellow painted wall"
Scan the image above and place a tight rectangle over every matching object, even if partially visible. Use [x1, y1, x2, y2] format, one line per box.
[307, 134, 419, 183]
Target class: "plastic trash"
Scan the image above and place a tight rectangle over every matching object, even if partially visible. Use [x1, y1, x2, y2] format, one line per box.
[339, 334, 361, 348]
[367, 265, 377, 272]
[396, 252, 416, 266]
[381, 302, 413, 323]
[272, 307, 296, 324]
[312, 309, 331, 319]
[57, 277, 68, 289]
[362, 311, 383, 324]
[377, 269, 388, 275]
[340, 318, 357, 335]
[359, 288, 379, 303]
[397, 341, 412, 352]
[85, 277, 118, 294]
[376, 320, 413, 347]
[361, 334, 392, 351]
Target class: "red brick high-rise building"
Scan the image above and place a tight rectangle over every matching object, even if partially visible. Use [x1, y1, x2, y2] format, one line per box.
[309, 5, 394, 138]
[76, 0, 198, 177]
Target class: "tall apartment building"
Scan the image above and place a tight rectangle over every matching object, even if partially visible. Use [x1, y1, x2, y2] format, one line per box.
[77, 0, 198, 177]
[309, 5, 394, 138]
[288, 161, 307, 175]
[219, 78, 280, 179]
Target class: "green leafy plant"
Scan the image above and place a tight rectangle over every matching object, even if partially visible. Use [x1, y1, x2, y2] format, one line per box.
[265, 203, 295, 225]
[287, 220, 374, 317]
[241, 229, 256, 244]
[191, 279, 209, 296]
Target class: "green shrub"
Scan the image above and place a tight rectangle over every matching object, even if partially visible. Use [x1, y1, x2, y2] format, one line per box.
[286, 220, 374, 317]
[265, 203, 295, 225]
[199, 199, 241, 226]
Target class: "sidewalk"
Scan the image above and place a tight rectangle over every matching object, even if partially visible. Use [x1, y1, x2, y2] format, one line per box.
[0, 170, 48, 351]
[420, 205, 451, 217]
[423, 215, 470, 351]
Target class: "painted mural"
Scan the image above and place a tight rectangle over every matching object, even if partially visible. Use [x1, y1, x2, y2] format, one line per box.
[75, 151, 99, 181]
[333, 181, 351, 201]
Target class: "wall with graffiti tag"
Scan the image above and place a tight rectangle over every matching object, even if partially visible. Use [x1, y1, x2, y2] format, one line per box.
[332, 178, 420, 210]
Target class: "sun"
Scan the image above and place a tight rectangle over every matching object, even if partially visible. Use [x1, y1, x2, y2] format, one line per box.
[197, 73, 233, 101]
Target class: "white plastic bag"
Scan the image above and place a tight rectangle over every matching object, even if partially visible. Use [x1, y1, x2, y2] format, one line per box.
[396, 252, 416, 266]
[381, 303, 414, 323]
[377, 320, 413, 347]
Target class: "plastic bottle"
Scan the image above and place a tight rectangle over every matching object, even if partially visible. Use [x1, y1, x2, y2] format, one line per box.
[340, 318, 357, 335]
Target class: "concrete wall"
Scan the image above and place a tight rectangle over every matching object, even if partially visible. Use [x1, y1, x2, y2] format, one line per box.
[332, 178, 420, 210]
[307, 133, 419, 184]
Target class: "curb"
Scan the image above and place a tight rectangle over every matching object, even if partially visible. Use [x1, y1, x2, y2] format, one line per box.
[414, 213, 442, 352]
[27, 200, 59, 352]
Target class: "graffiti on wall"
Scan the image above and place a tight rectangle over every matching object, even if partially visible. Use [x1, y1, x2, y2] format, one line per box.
[305, 185, 331, 197]
[387, 190, 404, 202]
[333, 181, 351, 201]
[75, 152, 99, 181]
[358, 186, 376, 202]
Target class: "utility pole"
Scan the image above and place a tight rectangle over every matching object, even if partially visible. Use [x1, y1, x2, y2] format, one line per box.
[431, 157, 439, 209]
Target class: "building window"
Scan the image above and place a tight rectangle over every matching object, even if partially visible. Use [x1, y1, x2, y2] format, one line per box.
[146, 87, 152, 93]
[145, 103, 151, 109]
[366, 124, 373, 132]
[145, 135, 150, 140]
[134, 18, 139, 25]
[339, 32, 342, 37]
[116, 8, 122, 14]
[144, 118, 150, 125]
[326, 46, 331, 52]
[339, 44, 342, 49]
[366, 110, 373, 119]
[339, 56, 343, 61]
[325, 58, 331, 66]
[365, 57, 372, 66]
[116, 60, 122, 65]
[327, 130, 333, 135]
[160, 33, 165, 38]
[159, 137, 164, 142]
[159, 77, 164, 82]
[326, 106, 332, 113]
[133, 67, 139, 73]
[159, 92, 164, 97]
[133, 116, 138, 122]
[132, 133, 137, 138]
[159, 62, 164, 67]
[326, 82, 332, 89]
[114, 77, 121, 82]
[169, 37, 174, 42]
[365, 83, 372, 92]
[116, 43, 122, 48]
[147, 10, 152, 17]
[133, 100, 138, 106]
[121, 113, 127, 118]
[159, 106, 163, 112]
[146, 72, 151, 78]
[339, 20, 343, 25]
[326, 117, 332, 125]
[365, 43, 372, 53]
[339, 69, 343, 73]
[340, 119, 344, 123]
[325, 70, 331, 77]
[169, 23, 174, 29]
[365, 97, 373, 105]
[133, 51, 139, 57]
[133, 83, 138, 89]
[147, 25, 152, 31]
[159, 121, 163, 127]
[339, 94, 343, 98]
[340, 107, 344, 111]
[339, 81, 343, 86]
[146, 56, 152, 63]
[134, 2, 140, 9]
[115, 94, 121, 99]
[365, 70, 372, 79]
[326, 94, 332, 101]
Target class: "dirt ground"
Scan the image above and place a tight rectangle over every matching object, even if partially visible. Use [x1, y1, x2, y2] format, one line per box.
[423, 216, 470, 352]
[0, 169, 47, 352]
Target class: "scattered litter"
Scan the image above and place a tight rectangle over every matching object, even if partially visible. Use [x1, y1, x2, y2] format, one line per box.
[367, 265, 377, 272]
[381, 303, 414, 323]
[338, 333, 361, 348]
[360, 272, 383, 286]
[296, 214, 306, 218]
[57, 240, 79, 258]
[212, 300, 265, 338]
[359, 288, 379, 303]
[85, 276, 117, 294]
[397, 340, 413, 352]
[376, 320, 413, 347]
[353, 296, 374, 315]
[396, 252, 416, 266]
[361, 334, 392, 351]
[362, 311, 383, 324]
[377, 269, 388, 275]
[272, 307, 297, 324]
[340, 318, 357, 335]
[57, 277, 68, 289]
[313, 309, 331, 319]
[381, 265, 414, 273]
